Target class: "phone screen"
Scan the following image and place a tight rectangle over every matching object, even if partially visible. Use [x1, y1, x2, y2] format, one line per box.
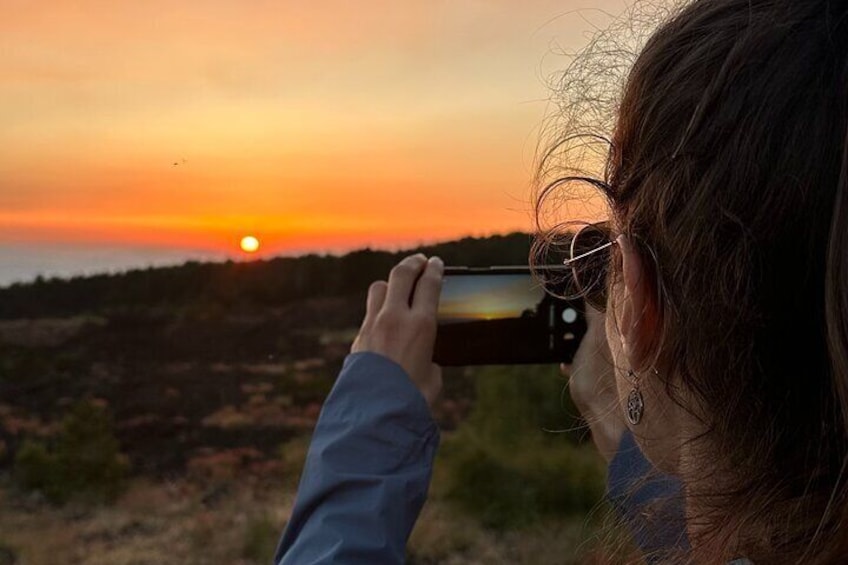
[439, 273, 543, 323]
[433, 267, 586, 366]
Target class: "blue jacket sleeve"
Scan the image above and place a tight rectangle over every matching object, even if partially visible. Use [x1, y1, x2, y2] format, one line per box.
[606, 429, 689, 562]
[273, 351, 440, 565]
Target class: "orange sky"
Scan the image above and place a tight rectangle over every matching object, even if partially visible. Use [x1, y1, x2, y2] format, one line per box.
[1, 0, 623, 260]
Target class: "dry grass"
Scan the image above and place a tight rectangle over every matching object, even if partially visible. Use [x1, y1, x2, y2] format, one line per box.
[0, 429, 618, 564]
[0, 478, 292, 565]
[0, 475, 613, 564]
[0, 317, 105, 347]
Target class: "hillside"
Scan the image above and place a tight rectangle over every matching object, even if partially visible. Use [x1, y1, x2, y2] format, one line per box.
[0, 232, 616, 564]
[0, 232, 535, 474]
[0, 232, 535, 319]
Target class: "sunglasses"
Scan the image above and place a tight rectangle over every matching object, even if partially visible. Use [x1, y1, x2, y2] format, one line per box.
[563, 221, 617, 312]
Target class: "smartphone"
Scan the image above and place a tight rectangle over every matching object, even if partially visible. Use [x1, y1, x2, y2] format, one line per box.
[432, 266, 587, 366]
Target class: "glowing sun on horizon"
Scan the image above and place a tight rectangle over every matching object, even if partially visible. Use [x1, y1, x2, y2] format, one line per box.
[240, 235, 260, 254]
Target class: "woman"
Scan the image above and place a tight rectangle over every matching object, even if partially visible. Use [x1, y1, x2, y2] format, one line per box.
[275, 0, 848, 562]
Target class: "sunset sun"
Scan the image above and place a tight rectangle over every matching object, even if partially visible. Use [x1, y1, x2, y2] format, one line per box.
[240, 236, 260, 254]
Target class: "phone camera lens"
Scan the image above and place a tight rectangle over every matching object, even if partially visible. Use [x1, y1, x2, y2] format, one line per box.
[562, 308, 577, 324]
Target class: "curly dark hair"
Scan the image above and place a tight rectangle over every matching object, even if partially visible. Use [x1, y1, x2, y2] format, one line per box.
[533, 0, 848, 562]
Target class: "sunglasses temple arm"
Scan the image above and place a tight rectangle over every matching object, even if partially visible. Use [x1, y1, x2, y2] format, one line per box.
[564, 240, 616, 265]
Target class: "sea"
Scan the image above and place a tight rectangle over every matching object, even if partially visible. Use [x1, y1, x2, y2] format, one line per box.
[0, 243, 233, 288]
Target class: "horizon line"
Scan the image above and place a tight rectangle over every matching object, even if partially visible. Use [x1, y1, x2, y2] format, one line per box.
[0, 229, 537, 289]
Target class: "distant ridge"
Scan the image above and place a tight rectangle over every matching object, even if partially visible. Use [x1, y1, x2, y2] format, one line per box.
[0, 232, 535, 319]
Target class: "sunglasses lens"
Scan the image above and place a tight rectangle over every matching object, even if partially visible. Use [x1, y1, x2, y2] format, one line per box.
[569, 223, 613, 311]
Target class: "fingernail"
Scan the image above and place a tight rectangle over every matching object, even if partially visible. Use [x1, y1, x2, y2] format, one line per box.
[429, 256, 443, 271]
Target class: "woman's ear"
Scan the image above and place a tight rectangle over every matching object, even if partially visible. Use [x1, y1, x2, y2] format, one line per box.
[616, 234, 657, 369]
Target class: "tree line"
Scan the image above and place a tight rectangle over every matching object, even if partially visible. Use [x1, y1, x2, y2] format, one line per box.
[0, 233, 534, 319]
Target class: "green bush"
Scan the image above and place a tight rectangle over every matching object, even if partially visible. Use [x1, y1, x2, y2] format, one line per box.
[439, 365, 605, 530]
[242, 514, 279, 563]
[0, 543, 19, 565]
[464, 364, 585, 447]
[521, 442, 606, 515]
[14, 440, 62, 500]
[441, 432, 604, 530]
[13, 401, 130, 505]
[442, 440, 539, 529]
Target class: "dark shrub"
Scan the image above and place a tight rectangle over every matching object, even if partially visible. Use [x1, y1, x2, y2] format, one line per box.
[14, 401, 129, 505]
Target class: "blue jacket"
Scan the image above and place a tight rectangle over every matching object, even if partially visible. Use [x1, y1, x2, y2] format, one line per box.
[273, 351, 686, 564]
[274, 352, 440, 564]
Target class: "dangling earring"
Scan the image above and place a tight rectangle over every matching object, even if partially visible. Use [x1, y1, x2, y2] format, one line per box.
[625, 369, 644, 425]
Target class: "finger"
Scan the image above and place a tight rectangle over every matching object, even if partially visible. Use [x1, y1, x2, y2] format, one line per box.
[560, 362, 572, 376]
[385, 253, 428, 309]
[353, 282, 387, 353]
[411, 256, 444, 316]
[365, 280, 388, 322]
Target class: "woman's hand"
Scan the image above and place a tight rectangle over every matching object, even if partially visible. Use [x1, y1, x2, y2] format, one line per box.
[561, 305, 626, 461]
[351, 253, 444, 410]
